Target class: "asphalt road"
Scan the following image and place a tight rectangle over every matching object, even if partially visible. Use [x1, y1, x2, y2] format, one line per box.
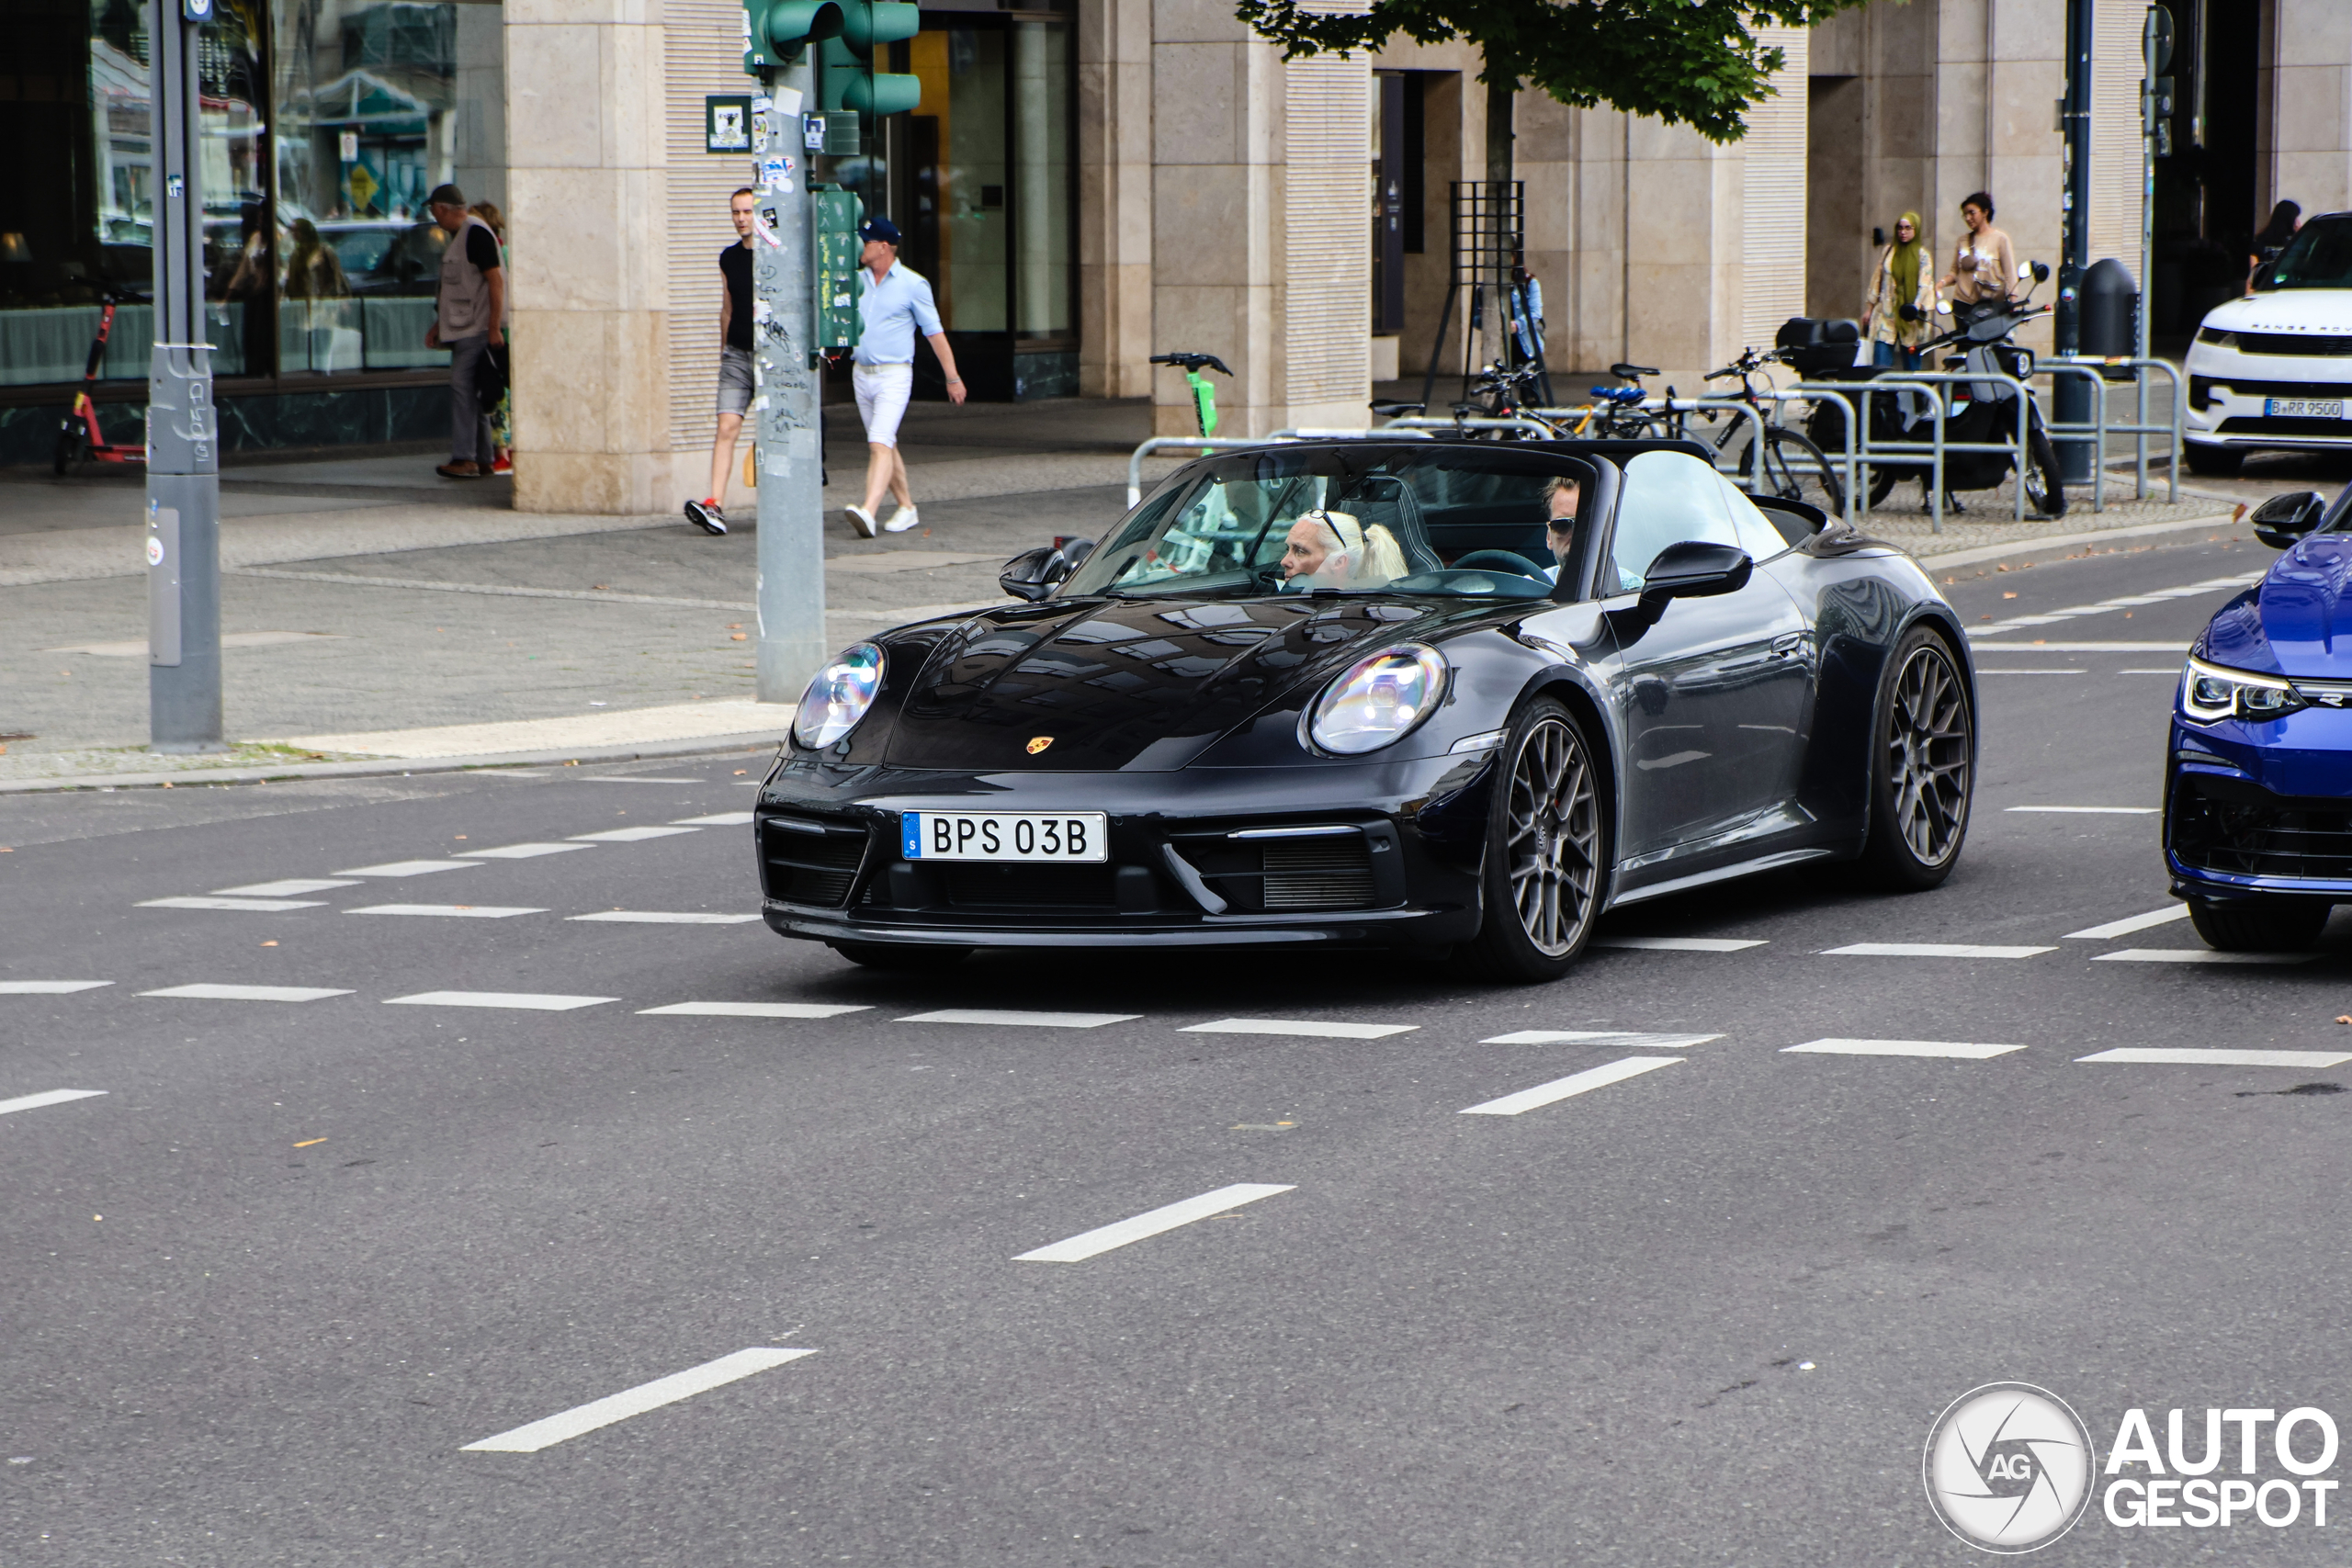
[6, 528, 2351, 1566]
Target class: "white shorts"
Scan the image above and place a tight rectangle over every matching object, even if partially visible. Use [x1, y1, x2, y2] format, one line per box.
[853, 362, 913, 448]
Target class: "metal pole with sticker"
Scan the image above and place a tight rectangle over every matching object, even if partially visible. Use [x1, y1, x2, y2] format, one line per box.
[750, 73, 827, 705]
[146, 0, 223, 750]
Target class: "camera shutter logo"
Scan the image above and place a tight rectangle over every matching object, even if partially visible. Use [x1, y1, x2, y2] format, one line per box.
[1923, 1382, 2097, 1552]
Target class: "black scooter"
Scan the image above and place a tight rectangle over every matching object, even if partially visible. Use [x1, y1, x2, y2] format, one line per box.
[1798, 260, 2068, 518]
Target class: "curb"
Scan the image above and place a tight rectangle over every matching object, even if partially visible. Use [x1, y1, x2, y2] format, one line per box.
[1905, 510, 2244, 571]
[0, 730, 787, 795]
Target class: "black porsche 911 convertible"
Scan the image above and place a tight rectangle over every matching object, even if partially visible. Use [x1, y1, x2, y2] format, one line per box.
[753, 437, 1978, 981]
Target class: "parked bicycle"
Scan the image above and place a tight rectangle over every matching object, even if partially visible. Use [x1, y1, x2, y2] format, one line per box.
[1689, 346, 1849, 515]
[54, 280, 150, 476]
[1571, 363, 1668, 439]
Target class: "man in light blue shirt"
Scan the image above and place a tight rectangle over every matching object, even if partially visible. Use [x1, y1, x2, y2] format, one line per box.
[848, 217, 967, 536]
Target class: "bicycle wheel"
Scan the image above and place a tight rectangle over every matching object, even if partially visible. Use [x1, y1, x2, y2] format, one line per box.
[1760, 427, 1847, 516]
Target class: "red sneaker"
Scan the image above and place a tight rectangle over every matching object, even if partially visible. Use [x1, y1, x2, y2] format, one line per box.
[491, 454, 513, 475]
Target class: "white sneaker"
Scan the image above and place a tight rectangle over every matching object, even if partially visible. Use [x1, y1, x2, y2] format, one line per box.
[845, 504, 878, 538]
[883, 505, 920, 534]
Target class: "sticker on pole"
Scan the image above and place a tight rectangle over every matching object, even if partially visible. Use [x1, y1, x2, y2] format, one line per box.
[146, 536, 164, 567]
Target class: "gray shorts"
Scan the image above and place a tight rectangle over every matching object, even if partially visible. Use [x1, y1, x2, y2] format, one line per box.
[717, 346, 753, 416]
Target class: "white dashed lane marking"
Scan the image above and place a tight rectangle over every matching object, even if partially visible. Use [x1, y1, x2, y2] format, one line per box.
[899, 1009, 1141, 1029]
[582, 777, 704, 785]
[639, 1001, 872, 1019]
[1964, 641, 2190, 652]
[568, 827, 700, 843]
[671, 813, 755, 827]
[1592, 937, 1767, 953]
[456, 843, 594, 860]
[384, 991, 616, 1011]
[1458, 1056, 1683, 1115]
[2077, 1048, 2352, 1068]
[345, 905, 548, 919]
[1977, 668, 2086, 675]
[334, 860, 482, 877]
[138, 897, 324, 913]
[138, 984, 353, 1002]
[1781, 1038, 2028, 1060]
[1014, 1183, 1295, 1263]
[211, 879, 360, 897]
[1823, 942, 2056, 959]
[567, 911, 763, 924]
[0, 1089, 107, 1117]
[1482, 1030, 1723, 1047]
[2065, 907, 2191, 939]
[459, 1348, 818, 1453]
[0, 981, 111, 995]
[2090, 948, 2320, 964]
[1180, 1018, 1418, 1039]
[2006, 806, 2159, 816]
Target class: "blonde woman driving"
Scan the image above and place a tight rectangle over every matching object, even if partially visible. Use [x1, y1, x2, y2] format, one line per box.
[1279, 509, 1408, 590]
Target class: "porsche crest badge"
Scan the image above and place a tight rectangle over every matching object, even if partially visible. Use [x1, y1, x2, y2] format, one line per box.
[1026, 736, 1055, 755]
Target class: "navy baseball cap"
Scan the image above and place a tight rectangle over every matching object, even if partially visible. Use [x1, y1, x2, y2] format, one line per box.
[859, 216, 902, 245]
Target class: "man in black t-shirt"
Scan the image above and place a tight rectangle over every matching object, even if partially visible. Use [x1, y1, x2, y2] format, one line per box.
[686, 187, 759, 536]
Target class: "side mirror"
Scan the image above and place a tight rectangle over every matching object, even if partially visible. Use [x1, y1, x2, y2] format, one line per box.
[2021, 259, 2050, 282]
[2251, 491, 2328, 550]
[1054, 536, 1095, 571]
[999, 545, 1068, 603]
[1639, 540, 1753, 604]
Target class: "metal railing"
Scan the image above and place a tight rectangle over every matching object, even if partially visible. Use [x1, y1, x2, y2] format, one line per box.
[2040, 356, 2182, 506]
[1125, 435, 1290, 509]
[1855, 369, 2038, 532]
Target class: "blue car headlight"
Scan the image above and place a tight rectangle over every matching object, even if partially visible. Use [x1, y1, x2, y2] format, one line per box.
[1307, 644, 1448, 755]
[792, 642, 886, 749]
[2182, 655, 2306, 724]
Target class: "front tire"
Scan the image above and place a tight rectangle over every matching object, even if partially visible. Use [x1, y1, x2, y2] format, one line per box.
[2023, 425, 2068, 517]
[1461, 698, 1607, 982]
[830, 941, 971, 971]
[1855, 627, 1974, 890]
[2188, 897, 2330, 952]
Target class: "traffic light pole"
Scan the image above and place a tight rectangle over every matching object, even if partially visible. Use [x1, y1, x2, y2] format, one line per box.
[147, 0, 224, 750]
[752, 60, 828, 705]
[2052, 0, 2096, 484]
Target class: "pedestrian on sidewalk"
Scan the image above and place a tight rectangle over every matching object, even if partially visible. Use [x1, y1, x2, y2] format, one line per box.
[1864, 210, 1933, 371]
[2248, 200, 2301, 293]
[469, 200, 514, 476]
[422, 184, 504, 479]
[845, 216, 965, 538]
[684, 187, 760, 536]
[1939, 192, 2017, 307]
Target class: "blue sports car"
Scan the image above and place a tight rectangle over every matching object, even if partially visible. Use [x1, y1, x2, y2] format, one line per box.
[2168, 484, 2352, 947]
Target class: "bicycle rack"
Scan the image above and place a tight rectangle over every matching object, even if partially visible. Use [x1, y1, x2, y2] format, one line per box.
[1377, 414, 1559, 440]
[1849, 369, 2040, 533]
[2040, 356, 2182, 507]
[1125, 436, 1293, 509]
[1519, 393, 1859, 527]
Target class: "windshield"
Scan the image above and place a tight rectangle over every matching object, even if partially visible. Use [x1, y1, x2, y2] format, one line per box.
[2260, 216, 2352, 291]
[1059, 446, 1585, 602]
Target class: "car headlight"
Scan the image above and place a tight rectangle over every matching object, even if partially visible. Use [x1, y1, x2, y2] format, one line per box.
[792, 642, 885, 749]
[2182, 655, 2306, 723]
[1307, 644, 1448, 755]
[2195, 327, 2237, 347]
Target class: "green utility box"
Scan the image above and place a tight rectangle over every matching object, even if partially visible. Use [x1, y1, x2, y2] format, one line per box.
[812, 185, 863, 352]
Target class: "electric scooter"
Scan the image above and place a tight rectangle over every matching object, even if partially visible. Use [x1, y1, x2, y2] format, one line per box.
[1151, 350, 1231, 453]
[54, 281, 150, 476]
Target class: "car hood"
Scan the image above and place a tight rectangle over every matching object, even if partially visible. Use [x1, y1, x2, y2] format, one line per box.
[2204, 536, 2352, 677]
[2200, 292, 2352, 334]
[881, 592, 1474, 771]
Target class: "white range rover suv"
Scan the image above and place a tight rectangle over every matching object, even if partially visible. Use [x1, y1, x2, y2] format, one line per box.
[2184, 211, 2352, 475]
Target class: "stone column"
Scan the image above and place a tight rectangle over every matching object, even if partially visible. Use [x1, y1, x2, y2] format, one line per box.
[1079, 0, 1153, 397]
[505, 0, 673, 515]
[2268, 0, 2352, 218]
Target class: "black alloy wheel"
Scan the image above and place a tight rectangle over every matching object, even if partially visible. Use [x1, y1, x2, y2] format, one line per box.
[2023, 423, 2068, 517]
[2188, 897, 2332, 952]
[1464, 698, 1606, 981]
[1857, 627, 1973, 890]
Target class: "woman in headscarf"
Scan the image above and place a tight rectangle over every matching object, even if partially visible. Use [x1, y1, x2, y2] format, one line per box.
[2248, 200, 2301, 293]
[1279, 509, 1408, 590]
[1864, 211, 1932, 370]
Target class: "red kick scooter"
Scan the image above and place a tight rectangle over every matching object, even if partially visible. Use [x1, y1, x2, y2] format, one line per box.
[54, 281, 151, 475]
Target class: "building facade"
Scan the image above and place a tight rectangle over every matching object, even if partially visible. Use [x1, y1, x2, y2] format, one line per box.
[1, 0, 2345, 512]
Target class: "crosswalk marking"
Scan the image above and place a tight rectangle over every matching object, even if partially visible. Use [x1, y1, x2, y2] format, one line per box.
[1180, 1018, 1418, 1040]
[211, 879, 360, 897]
[384, 991, 617, 1011]
[1481, 1030, 1723, 1047]
[1822, 942, 2056, 959]
[2090, 948, 2319, 965]
[899, 1009, 1141, 1029]
[0, 981, 111, 995]
[139, 897, 325, 913]
[1781, 1037, 2028, 1060]
[1592, 936, 1767, 953]
[137, 984, 353, 1002]
[345, 905, 548, 919]
[670, 812, 755, 827]
[459, 1348, 818, 1453]
[334, 860, 483, 877]
[455, 843, 594, 860]
[2077, 1047, 2352, 1068]
[2006, 806, 2159, 816]
[1014, 1183, 1295, 1263]
[638, 1001, 872, 1019]
[567, 911, 763, 925]
[0, 1089, 107, 1117]
[1458, 1056, 1683, 1115]
[2064, 907, 2190, 939]
[568, 827, 701, 843]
